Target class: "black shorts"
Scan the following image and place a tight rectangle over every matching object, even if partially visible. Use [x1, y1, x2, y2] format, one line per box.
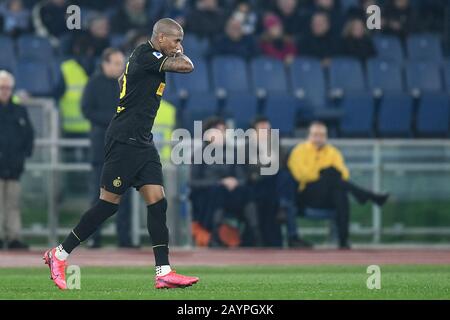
[100, 137, 163, 195]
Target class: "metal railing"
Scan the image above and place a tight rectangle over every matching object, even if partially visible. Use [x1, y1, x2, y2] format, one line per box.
[20, 100, 450, 246]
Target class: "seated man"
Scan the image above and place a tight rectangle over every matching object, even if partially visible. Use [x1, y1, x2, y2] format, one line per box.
[287, 121, 389, 249]
[189, 117, 262, 247]
[246, 116, 283, 247]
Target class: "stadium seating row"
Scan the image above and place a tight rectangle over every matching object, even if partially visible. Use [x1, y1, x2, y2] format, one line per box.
[2, 32, 445, 63]
[167, 92, 450, 138]
[167, 56, 450, 101]
[169, 33, 447, 63]
[1, 32, 448, 97]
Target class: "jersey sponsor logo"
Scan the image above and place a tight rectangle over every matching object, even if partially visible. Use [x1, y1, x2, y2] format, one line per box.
[117, 106, 125, 113]
[156, 82, 166, 96]
[153, 52, 163, 59]
[113, 177, 122, 188]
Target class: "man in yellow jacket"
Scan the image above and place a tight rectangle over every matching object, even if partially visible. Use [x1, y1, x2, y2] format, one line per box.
[288, 122, 389, 249]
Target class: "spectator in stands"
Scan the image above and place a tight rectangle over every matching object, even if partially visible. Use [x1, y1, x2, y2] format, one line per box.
[185, 0, 227, 39]
[190, 117, 261, 248]
[80, 48, 135, 248]
[111, 0, 152, 34]
[166, 0, 190, 28]
[312, 0, 343, 34]
[246, 116, 283, 247]
[210, 16, 258, 60]
[32, 0, 68, 46]
[382, 0, 421, 40]
[259, 13, 298, 64]
[0, 0, 32, 38]
[123, 29, 149, 56]
[300, 11, 339, 66]
[288, 122, 390, 249]
[72, 0, 121, 12]
[230, 0, 259, 36]
[419, 0, 447, 33]
[74, 14, 111, 59]
[271, 121, 312, 248]
[0, 70, 34, 250]
[276, 156, 313, 248]
[340, 18, 376, 63]
[273, 0, 303, 38]
[57, 36, 92, 138]
[346, 0, 379, 20]
[152, 99, 176, 163]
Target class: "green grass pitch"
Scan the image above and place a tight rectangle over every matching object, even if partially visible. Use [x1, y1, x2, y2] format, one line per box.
[0, 265, 449, 300]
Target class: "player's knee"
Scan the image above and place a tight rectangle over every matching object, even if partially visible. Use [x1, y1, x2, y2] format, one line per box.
[99, 188, 121, 204]
[140, 185, 165, 205]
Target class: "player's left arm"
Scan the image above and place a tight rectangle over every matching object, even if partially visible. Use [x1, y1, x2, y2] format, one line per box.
[161, 54, 194, 73]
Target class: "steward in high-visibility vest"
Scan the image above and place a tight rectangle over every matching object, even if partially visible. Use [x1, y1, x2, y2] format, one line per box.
[59, 59, 91, 135]
[153, 99, 176, 162]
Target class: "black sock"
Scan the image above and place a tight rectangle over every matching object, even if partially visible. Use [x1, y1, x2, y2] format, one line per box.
[147, 198, 170, 266]
[61, 199, 118, 253]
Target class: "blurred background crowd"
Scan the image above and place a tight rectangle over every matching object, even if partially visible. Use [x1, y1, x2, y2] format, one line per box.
[0, 0, 449, 137]
[1, 0, 449, 250]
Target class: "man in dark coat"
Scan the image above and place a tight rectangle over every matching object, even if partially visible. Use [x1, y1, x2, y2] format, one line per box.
[0, 70, 34, 250]
[81, 48, 134, 248]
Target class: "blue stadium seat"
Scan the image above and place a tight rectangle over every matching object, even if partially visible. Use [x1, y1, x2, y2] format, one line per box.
[182, 34, 209, 59]
[378, 94, 413, 137]
[405, 60, 442, 94]
[15, 60, 54, 96]
[0, 36, 15, 72]
[407, 33, 443, 62]
[264, 94, 298, 136]
[416, 94, 449, 137]
[329, 57, 365, 96]
[444, 59, 450, 94]
[182, 93, 218, 133]
[290, 57, 326, 108]
[340, 94, 374, 137]
[223, 93, 258, 129]
[251, 57, 288, 95]
[17, 35, 54, 61]
[172, 58, 209, 95]
[367, 58, 403, 94]
[373, 35, 404, 63]
[211, 56, 249, 94]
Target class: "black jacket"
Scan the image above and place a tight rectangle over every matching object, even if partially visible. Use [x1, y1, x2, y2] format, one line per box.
[190, 144, 247, 189]
[81, 70, 120, 164]
[301, 32, 340, 60]
[0, 100, 34, 180]
[340, 36, 376, 63]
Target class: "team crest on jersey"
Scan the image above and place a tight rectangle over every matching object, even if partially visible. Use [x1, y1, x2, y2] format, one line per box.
[153, 51, 163, 59]
[113, 177, 122, 188]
